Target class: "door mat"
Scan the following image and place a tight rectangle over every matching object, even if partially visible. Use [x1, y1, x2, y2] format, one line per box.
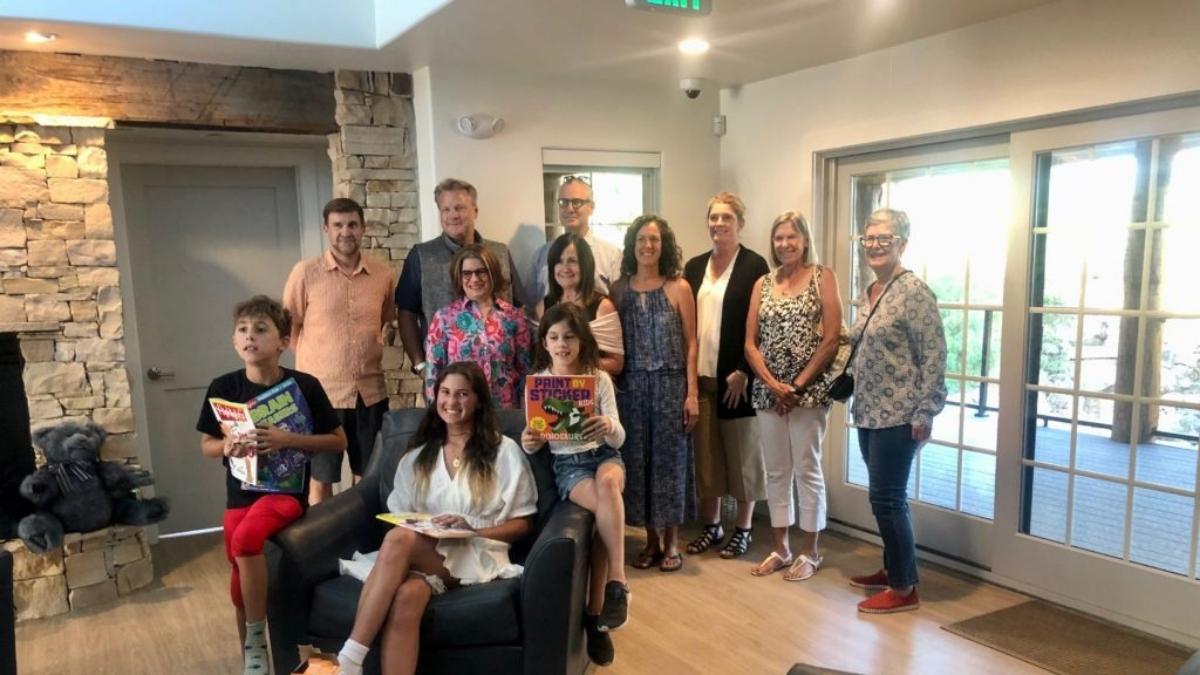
[942, 601, 1190, 675]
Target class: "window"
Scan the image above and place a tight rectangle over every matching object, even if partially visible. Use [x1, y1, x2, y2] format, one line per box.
[846, 157, 1011, 520]
[1023, 132, 1200, 577]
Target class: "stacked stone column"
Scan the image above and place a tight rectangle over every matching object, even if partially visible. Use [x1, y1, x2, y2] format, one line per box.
[327, 70, 424, 408]
[1, 118, 146, 619]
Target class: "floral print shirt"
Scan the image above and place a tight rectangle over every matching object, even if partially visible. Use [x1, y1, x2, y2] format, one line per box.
[849, 272, 947, 430]
[425, 297, 532, 408]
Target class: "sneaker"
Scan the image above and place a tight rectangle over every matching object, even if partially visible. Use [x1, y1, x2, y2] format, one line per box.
[585, 614, 615, 666]
[849, 569, 890, 590]
[857, 587, 920, 614]
[597, 581, 630, 632]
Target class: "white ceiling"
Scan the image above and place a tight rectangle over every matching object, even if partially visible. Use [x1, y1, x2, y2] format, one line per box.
[0, 0, 1059, 87]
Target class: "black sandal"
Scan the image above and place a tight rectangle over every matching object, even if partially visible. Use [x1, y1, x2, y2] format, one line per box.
[719, 528, 752, 559]
[686, 523, 724, 554]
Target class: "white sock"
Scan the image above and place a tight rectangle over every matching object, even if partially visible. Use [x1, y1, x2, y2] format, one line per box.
[338, 639, 369, 675]
[243, 619, 269, 674]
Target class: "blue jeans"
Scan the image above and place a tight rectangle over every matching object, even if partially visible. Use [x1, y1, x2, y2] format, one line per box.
[858, 425, 919, 588]
[552, 446, 625, 502]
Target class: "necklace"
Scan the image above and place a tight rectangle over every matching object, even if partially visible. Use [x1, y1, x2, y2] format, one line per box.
[452, 456, 462, 469]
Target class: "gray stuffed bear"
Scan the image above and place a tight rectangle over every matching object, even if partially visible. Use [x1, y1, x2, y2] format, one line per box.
[17, 421, 169, 555]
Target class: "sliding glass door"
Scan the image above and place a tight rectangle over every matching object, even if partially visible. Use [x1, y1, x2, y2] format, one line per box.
[828, 140, 1010, 568]
[827, 107, 1200, 643]
[994, 107, 1200, 643]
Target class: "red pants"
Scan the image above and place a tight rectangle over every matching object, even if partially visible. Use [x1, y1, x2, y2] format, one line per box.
[222, 494, 303, 608]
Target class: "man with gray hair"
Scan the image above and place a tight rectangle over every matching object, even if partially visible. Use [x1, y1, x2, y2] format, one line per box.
[395, 178, 523, 382]
[529, 176, 623, 302]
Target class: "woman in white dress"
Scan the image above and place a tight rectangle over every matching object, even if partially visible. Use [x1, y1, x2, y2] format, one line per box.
[336, 361, 538, 675]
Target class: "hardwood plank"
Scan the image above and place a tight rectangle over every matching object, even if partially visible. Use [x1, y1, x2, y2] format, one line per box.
[0, 51, 335, 134]
[15, 526, 1053, 674]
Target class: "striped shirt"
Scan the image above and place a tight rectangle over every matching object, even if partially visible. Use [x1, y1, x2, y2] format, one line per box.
[283, 249, 396, 408]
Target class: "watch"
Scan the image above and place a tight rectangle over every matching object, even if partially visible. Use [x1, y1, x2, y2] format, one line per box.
[411, 361, 428, 376]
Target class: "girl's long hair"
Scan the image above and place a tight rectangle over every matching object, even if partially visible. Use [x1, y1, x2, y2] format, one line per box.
[532, 302, 601, 373]
[407, 361, 501, 511]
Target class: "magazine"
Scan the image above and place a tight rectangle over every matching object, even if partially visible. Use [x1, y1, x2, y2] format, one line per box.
[207, 398, 257, 485]
[375, 512, 476, 539]
[525, 374, 597, 441]
[207, 377, 313, 493]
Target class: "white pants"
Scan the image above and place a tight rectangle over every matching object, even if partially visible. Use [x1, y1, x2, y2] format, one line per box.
[756, 406, 829, 532]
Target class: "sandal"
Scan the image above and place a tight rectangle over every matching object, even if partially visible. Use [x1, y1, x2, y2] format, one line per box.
[750, 551, 793, 577]
[659, 553, 684, 572]
[783, 553, 823, 582]
[632, 548, 664, 570]
[719, 528, 752, 559]
[686, 523, 724, 554]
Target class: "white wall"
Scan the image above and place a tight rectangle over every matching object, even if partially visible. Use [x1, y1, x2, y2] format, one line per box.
[720, 0, 1200, 249]
[414, 64, 722, 282]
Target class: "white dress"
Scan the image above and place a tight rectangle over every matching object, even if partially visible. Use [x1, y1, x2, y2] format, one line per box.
[384, 436, 538, 585]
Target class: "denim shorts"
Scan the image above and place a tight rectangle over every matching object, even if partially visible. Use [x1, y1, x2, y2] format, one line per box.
[552, 446, 625, 501]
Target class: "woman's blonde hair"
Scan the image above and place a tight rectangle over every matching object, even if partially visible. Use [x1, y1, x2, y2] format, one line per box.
[769, 210, 816, 267]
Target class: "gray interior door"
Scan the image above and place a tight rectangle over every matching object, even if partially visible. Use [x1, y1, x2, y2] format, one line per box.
[121, 165, 302, 535]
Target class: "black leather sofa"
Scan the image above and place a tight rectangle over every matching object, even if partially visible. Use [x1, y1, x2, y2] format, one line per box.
[266, 408, 593, 675]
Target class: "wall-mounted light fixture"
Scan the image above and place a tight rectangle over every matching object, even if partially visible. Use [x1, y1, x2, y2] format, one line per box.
[454, 114, 505, 139]
[25, 31, 58, 44]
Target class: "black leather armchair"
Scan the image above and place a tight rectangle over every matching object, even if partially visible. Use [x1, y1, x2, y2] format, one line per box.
[266, 408, 593, 675]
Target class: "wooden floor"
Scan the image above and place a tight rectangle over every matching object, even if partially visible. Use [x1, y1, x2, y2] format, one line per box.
[15, 524, 1052, 675]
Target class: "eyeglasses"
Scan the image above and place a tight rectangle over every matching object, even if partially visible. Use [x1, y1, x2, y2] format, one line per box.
[560, 174, 591, 185]
[460, 268, 491, 280]
[557, 198, 593, 210]
[857, 234, 902, 248]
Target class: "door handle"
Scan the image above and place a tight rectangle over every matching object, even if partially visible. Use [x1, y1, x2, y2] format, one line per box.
[147, 367, 176, 381]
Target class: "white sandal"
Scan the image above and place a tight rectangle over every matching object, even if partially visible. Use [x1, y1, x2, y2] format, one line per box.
[783, 553, 823, 582]
[750, 551, 794, 577]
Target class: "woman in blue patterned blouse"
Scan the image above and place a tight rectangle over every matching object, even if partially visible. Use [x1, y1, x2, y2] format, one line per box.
[848, 208, 946, 615]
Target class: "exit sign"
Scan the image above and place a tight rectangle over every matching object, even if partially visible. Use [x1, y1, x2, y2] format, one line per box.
[625, 0, 712, 15]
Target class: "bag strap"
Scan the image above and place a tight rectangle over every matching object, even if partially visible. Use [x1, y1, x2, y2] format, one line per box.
[842, 270, 909, 370]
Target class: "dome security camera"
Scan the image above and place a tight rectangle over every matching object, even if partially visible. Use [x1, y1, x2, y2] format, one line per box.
[680, 78, 704, 100]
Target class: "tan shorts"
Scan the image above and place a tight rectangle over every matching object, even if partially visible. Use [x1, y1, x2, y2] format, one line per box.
[693, 377, 767, 502]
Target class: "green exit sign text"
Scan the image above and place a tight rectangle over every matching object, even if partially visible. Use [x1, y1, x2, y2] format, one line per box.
[625, 0, 712, 15]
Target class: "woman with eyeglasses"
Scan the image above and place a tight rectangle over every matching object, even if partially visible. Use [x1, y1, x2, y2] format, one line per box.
[612, 215, 698, 573]
[682, 192, 770, 560]
[425, 244, 532, 409]
[847, 208, 946, 614]
[536, 232, 624, 376]
[744, 211, 845, 581]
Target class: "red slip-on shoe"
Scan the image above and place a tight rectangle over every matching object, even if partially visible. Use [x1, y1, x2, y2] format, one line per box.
[857, 588, 920, 614]
[849, 569, 889, 590]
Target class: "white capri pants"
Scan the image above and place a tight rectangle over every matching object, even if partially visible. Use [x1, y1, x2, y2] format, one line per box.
[755, 405, 829, 532]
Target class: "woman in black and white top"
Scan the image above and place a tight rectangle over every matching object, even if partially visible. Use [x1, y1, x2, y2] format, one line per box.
[847, 208, 947, 615]
[744, 211, 845, 582]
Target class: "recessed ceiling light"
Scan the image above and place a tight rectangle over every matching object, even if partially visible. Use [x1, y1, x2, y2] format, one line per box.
[25, 31, 58, 44]
[678, 38, 709, 56]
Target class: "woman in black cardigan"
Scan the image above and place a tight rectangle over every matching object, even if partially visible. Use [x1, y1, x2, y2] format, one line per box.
[682, 192, 770, 559]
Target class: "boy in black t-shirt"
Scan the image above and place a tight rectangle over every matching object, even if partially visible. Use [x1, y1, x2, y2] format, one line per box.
[196, 295, 345, 675]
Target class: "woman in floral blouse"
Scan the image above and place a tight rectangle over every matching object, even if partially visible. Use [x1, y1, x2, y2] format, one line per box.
[425, 244, 532, 408]
[848, 208, 946, 615]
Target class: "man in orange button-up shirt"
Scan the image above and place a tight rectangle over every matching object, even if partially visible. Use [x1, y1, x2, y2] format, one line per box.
[283, 198, 396, 504]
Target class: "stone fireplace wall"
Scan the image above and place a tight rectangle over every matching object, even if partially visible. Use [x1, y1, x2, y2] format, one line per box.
[0, 118, 150, 620]
[0, 120, 136, 457]
[327, 70, 423, 409]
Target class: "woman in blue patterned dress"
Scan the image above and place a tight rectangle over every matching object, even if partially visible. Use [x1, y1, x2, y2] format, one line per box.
[848, 208, 946, 614]
[612, 215, 699, 573]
